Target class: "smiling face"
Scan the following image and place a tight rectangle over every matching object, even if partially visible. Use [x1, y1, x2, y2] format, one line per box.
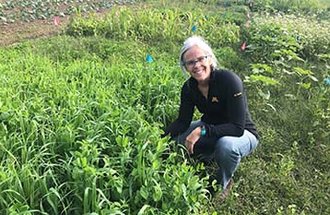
[183, 45, 212, 83]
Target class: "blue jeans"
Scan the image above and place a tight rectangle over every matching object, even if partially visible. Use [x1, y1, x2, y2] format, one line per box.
[176, 120, 259, 189]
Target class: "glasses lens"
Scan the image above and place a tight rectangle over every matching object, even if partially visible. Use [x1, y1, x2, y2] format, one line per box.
[186, 60, 195, 67]
[185, 55, 208, 68]
[198, 55, 207, 63]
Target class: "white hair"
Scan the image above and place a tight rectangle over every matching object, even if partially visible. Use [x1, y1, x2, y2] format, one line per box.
[179, 36, 218, 73]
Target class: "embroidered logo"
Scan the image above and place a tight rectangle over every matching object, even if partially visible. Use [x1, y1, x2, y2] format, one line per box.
[211, 96, 219, 103]
[233, 92, 242, 97]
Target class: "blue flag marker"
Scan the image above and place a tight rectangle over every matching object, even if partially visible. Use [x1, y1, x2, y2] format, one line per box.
[191, 25, 197, 33]
[146, 54, 153, 63]
[324, 77, 330, 86]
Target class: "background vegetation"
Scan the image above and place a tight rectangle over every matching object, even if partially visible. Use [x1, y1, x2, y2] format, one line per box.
[0, 0, 136, 24]
[0, 0, 329, 214]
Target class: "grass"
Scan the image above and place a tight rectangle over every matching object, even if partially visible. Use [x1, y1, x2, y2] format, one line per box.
[0, 0, 329, 214]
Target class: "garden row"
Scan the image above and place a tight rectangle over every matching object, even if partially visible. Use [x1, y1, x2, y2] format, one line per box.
[0, 0, 136, 24]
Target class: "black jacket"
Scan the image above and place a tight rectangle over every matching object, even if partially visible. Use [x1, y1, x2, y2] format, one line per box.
[164, 69, 259, 140]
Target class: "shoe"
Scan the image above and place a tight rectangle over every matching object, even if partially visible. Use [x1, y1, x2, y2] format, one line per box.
[218, 178, 234, 202]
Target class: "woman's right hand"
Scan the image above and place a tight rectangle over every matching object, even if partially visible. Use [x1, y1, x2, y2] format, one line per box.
[185, 127, 202, 154]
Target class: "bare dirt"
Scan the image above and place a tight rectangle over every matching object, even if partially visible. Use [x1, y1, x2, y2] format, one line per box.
[0, 0, 72, 46]
[0, 0, 125, 46]
[0, 17, 71, 46]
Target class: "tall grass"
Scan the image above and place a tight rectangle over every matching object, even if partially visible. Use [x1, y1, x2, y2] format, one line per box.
[66, 6, 241, 48]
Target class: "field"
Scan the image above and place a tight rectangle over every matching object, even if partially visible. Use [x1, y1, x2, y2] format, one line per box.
[0, 0, 330, 214]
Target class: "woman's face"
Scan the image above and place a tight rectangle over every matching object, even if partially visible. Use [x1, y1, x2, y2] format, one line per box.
[183, 45, 211, 83]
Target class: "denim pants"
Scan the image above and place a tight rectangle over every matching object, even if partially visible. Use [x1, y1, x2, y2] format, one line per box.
[176, 120, 259, 190]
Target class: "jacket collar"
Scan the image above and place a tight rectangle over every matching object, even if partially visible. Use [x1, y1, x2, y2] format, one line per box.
[188, 68, 216, 88]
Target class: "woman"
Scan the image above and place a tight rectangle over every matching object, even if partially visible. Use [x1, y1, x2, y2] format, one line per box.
[163, 36, 259, 200]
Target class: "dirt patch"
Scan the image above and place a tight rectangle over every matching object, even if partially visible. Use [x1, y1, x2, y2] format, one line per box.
[0, 18, 69, 46]
[0, 1, 137, 46]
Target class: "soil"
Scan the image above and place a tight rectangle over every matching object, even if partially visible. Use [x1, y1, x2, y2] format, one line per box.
[0, 17, 71, 46]
[0, 1, 128, 46]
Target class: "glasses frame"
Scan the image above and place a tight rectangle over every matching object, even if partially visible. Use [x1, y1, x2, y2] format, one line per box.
[183, 55, 209, 68]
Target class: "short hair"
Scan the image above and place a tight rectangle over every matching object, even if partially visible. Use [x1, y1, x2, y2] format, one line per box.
[179, 36, 218, 73]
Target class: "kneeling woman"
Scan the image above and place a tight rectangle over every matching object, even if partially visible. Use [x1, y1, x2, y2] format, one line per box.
[163, 36, 259, 199]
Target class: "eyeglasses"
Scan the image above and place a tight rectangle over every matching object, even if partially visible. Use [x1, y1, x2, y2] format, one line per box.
[184, 55, 209, 68]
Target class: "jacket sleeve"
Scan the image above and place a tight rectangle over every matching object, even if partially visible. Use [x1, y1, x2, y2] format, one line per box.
[206, 72, 246, 138]
[162, 82, 194, 138]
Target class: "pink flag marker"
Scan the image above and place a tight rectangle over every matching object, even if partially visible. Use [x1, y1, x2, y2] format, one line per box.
[240, 41, 247, 51]
[53, 16, 60, 26]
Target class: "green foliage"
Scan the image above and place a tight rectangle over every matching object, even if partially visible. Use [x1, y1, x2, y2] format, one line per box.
[243, 13, 330, 62]
[66, 6, 241, 48]
[0, 42, 211, 214]
[253, 0, 322, 13]
[0, 1, 330, 214]
[215, 47, 247, 72]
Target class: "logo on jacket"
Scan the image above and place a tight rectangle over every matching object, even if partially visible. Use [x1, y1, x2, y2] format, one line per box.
[211, 96, 219, 103]
[233, 92, 242, 97]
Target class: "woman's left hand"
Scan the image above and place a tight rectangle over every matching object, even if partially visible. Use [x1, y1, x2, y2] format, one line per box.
[185, 127, 202, 154]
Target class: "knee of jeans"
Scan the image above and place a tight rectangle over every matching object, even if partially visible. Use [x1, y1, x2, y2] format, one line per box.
[215, 137, 237, 158]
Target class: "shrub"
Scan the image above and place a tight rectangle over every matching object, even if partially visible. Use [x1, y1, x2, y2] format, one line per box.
[244, 13, 330, 62]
